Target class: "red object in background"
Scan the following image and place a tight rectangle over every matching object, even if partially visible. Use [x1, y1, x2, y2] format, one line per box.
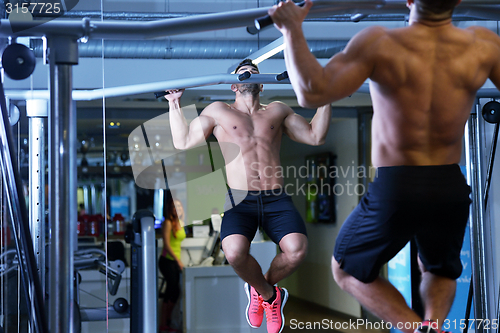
[88, 215, 100, 237]
[77, 214, 89, 236]
[113, 213, 125, 235]
[95, 214, 104, 237]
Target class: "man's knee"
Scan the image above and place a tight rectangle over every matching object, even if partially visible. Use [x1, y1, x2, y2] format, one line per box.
[222, 235, 250, 267]
[288, 245, 307, 266]
[223, 246, 248, 267]
[280, 233, 308, 266]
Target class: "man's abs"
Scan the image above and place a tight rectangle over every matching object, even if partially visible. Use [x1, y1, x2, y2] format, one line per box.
[223, 142, 285, 191]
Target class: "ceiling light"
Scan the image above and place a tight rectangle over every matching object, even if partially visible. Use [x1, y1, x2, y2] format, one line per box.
[229, 37, 285, 73]
[253, 42, 285, 65]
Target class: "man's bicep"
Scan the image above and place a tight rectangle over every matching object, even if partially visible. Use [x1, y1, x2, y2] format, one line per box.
[471, 26, 500, 89]
[324, 54, 372, 94]
[283, 113, 314, 144]
[188, 115, 216, 142]
[488, 37, 500, 90]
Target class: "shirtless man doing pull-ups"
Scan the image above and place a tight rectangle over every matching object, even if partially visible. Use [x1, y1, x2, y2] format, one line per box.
[166, 59, 331, 333]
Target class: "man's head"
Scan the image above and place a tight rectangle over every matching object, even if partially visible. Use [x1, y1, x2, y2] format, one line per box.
[234, 58, 259, 74]
[232, 59, 262, 97]
[410, 0, 461, 20]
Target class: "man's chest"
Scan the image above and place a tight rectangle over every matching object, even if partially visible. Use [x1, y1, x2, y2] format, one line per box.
[215, 109, 286, 139]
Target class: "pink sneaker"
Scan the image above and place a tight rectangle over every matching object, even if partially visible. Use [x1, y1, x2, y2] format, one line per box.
[262, 287, 288, 333]
[244, 282, 264, 328]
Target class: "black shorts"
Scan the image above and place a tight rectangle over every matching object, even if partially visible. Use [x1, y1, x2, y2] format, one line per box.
[334, 164, 471, 283]
[220, 188, 307, 244]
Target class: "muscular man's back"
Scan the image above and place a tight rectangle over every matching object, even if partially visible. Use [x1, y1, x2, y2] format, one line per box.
[369, 23, 500, 167]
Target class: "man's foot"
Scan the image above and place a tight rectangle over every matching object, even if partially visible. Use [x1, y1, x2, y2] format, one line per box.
[262, 287, 288, 333]
[414, 320, 439, 333]
[244, 282, 264, 328]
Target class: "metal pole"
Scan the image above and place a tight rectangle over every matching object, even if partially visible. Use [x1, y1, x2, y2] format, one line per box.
[48, 36, 78, 333]
[0, 1, 382, 39]
[0, 68, 48, 333]
[83, 185, 89, 214]
[141, 214, 157, 332]
[90, 184, 96, 215]
[27, 99, 48, 332]
[4, 73, 293, 101]
[465, 104, 489, 332]
[2, 1, 500, 39]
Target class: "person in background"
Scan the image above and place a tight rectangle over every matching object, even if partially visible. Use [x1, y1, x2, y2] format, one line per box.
[158, 194, 186, 333]
[78, 203, 86, 217]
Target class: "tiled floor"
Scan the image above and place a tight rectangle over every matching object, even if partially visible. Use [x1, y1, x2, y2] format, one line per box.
[283, 296, 386, 333]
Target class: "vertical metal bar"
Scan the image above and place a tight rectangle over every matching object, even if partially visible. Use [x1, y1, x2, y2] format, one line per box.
[83, 185, 89, 214]
[27, 99, 48, 333]
[465, 105, 489, 331]
[141, 214, 157, 332]
[0, 69, 48, 333]
[130, 210, 157, 333]
[48, 36, 78, 333]
[129, 181, 137, 217]
[90, 184, 96, 215]
[27, 99, 48, 286]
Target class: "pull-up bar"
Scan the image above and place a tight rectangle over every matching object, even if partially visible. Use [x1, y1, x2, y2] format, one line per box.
[2, 1, 500, 40]
[5, 73, 291, 101]
[0, 1, 382, 39]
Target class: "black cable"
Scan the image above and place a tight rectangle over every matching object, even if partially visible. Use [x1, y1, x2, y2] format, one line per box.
[462, 120, 500, 333]
[484, 123, 499, 208]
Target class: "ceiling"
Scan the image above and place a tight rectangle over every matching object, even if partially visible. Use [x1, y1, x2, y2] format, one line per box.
[3, 0, 500, 164]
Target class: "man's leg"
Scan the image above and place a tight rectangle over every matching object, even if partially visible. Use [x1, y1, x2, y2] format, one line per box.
[332, 258, 422, 333]
[222, 234, 274, 299]
[418, 258, 456, 331]
[265, 233, 308, 286]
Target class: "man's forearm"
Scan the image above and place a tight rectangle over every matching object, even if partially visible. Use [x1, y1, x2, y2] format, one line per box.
[309, 104, 332, 145]
[168, 100, 190, 149]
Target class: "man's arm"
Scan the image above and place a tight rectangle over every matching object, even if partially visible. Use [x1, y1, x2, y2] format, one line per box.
[269, 0, 380, 108]
[471, 27, 500, 90]
[166, 89, 216, 150]
[283, 103, 331, 146]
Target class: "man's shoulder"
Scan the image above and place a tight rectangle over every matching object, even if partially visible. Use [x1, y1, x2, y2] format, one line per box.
[266, 101, 294, 113]
[463, 26, 500, 53]
[356, 25, 390, 40]
[465, 25, 500, 41]
[267, 100, 290, 107]
[347, 25, 391, 53]
[202, 101, 231, 114]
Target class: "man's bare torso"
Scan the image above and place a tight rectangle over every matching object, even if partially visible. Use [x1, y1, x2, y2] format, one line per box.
[202, 101, 293, 191]
[368, 22, 500, 167]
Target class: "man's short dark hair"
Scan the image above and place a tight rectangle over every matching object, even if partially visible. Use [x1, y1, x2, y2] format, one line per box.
[234, 59, 259, 73]
[415, 0, 460, 17]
